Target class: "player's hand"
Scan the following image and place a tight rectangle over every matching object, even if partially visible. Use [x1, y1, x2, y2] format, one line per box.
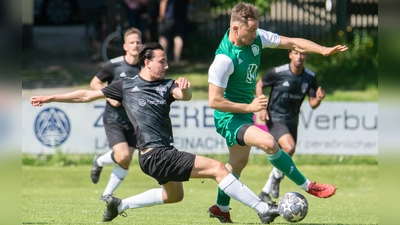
[30, 96, 50, 107]
[322, 45, 348, 56]
[248, 95, 268, 112]
[316, 87, 326, 101]
[174, 77, 191, 89]
[107, 98, 121, 107]
[259, 108, 269, 121]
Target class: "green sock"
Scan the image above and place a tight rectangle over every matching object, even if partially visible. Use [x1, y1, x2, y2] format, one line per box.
[268, 148, 306, 185]
[216, 172, 240, 206]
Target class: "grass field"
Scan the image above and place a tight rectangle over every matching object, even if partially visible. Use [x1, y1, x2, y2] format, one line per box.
[22, 155, 378, 225]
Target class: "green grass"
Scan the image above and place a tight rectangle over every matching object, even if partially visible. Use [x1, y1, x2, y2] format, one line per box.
[22, 155, 378, 224]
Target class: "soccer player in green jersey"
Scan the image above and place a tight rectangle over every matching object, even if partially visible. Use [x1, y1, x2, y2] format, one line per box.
[207, 2, 347, 223]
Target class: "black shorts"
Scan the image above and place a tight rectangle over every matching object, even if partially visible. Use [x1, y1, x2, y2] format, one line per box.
[104, 123, 137, 148]
[158, 19, 186, 38]
[267, 121, 298, 143]
[139, 146, 195, 185]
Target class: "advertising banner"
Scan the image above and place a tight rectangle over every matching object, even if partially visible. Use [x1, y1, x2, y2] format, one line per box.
[22, 100, 377, 155]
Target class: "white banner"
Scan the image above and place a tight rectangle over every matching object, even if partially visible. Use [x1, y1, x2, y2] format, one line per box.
[22, 100, 377, 155]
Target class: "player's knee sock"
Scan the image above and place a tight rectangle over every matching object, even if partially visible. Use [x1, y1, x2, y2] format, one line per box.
[97, 150, 115, 167]
[119, 188, 164, 212]
[262, 170, 274, 193]
[216, 170, 240, 211]
[219, 173, 269, 214]
[102, 165, 128, 196]
[267, 148, 306, 186]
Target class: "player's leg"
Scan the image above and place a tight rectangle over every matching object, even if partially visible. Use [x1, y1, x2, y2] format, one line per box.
[260, 123, 295, 201]
[101, 143, 135, 199]
[191, 154, 279, 224]
[245, 125, 336, 198]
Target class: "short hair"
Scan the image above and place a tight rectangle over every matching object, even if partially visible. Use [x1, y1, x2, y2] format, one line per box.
[230, 2, 260, 25]
[138, 42, 164, 66]
[124, 27, 142, 41]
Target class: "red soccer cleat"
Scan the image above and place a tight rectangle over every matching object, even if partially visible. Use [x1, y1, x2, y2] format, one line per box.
[306, 182, 337, 198]
[208, 205, 233, 223]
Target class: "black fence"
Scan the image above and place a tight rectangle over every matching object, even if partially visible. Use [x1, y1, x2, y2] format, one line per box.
[191, 0, 378, 41]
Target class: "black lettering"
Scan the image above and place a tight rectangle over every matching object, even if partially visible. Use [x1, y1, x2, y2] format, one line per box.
[315, 115, 329, 129]
[362, 115, 377, 130]
[204, 106, 215, 128]
[332, 115, 341, 129]
[344, 110, 359, 130]
[300, 110, 313, 128]
[184, 106, 199, 128]
[94, 105, 105, 127]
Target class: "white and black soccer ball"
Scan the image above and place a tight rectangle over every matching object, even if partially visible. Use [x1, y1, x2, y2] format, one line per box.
[278, 192, 309, 222]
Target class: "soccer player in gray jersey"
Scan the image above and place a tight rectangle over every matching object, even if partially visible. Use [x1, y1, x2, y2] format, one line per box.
[31, 42, 284, 224]
[89, 28, 142, 200]
[256, 50, 326, 204]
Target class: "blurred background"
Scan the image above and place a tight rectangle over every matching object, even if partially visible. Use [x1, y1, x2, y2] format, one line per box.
[22, 0, 378, 96]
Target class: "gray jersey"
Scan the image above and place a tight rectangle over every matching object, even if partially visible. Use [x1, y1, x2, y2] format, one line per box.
[95, 56, 141, 124]
[261, 63, 317, 126]
[101, 76, 176, 150]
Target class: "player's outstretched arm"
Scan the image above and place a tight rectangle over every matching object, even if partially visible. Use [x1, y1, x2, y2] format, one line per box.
[173, 77, 192, 101]
[30, 89, 106, 107]
[278, 36, 348, 56]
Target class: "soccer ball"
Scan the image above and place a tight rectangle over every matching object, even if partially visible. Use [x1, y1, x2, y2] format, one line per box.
[278, 192, 308, 222]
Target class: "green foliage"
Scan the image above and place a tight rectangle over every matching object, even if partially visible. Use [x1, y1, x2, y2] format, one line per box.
[22, 153, 378, 166]
[210, 0, 277, 14]
[307, 30, 378, 92]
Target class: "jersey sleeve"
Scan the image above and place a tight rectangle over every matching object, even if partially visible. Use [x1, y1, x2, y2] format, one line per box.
[261, 68, 277, 87]
[258, 29, 280, 49]
[101, 79, 123, 102]
[95, 61, 114, 83]
[208, 54, 234, 88]
[308, 75, 318, 98]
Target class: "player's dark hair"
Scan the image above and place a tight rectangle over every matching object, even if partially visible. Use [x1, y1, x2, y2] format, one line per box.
[139, 42, 164, 67]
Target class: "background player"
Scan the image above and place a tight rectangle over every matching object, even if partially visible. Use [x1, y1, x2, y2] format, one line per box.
[89, 28, 142, 200]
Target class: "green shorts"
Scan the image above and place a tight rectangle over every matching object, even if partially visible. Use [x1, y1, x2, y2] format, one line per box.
[214, 112, 254, 147]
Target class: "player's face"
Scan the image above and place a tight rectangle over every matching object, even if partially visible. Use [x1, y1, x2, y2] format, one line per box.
[289, 50, 307, 68]
[236, 19, 259, 46]
[148, 49, 169, 80]
[124, 33, 142, 56]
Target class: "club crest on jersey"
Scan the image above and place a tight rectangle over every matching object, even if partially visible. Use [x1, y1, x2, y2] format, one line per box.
[301, 83, 308, 93]
[246, 64, 258, 83]
[251, 44, 260, 56]
[156, 86, 167, 97]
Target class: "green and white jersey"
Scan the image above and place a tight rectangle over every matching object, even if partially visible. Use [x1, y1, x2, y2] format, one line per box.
[208, 28, 280, 146]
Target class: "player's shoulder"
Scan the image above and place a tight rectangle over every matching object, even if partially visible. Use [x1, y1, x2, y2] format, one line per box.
[274, 64, 290, 74]
[109, 56, 125, 64]
[304, 67, 315, 77]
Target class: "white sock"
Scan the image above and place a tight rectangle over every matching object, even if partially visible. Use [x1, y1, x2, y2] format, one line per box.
[218, 173, 269, 214]
[299, 179, 311, 191]
[272, 167, 283, 178]
[97, 151, 115, 167]
[118, 188, 164, 212]
[216, 204, 230, 213]
[102, 165, 128, 196]
[262, 170, 274, 193]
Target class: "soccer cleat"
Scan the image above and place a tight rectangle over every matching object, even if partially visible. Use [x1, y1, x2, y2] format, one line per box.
[270, 175, 284, 198]
[259, 191, 273, 204]
[102, 195, 126, 222]
[208, 205, 233, 223]
[91, 155, 102, 184]
[258, 203, 280, 224]
[306, 182, 336, 198]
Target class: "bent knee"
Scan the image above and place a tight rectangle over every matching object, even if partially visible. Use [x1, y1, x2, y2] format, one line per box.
[164, 194, 184, 204]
